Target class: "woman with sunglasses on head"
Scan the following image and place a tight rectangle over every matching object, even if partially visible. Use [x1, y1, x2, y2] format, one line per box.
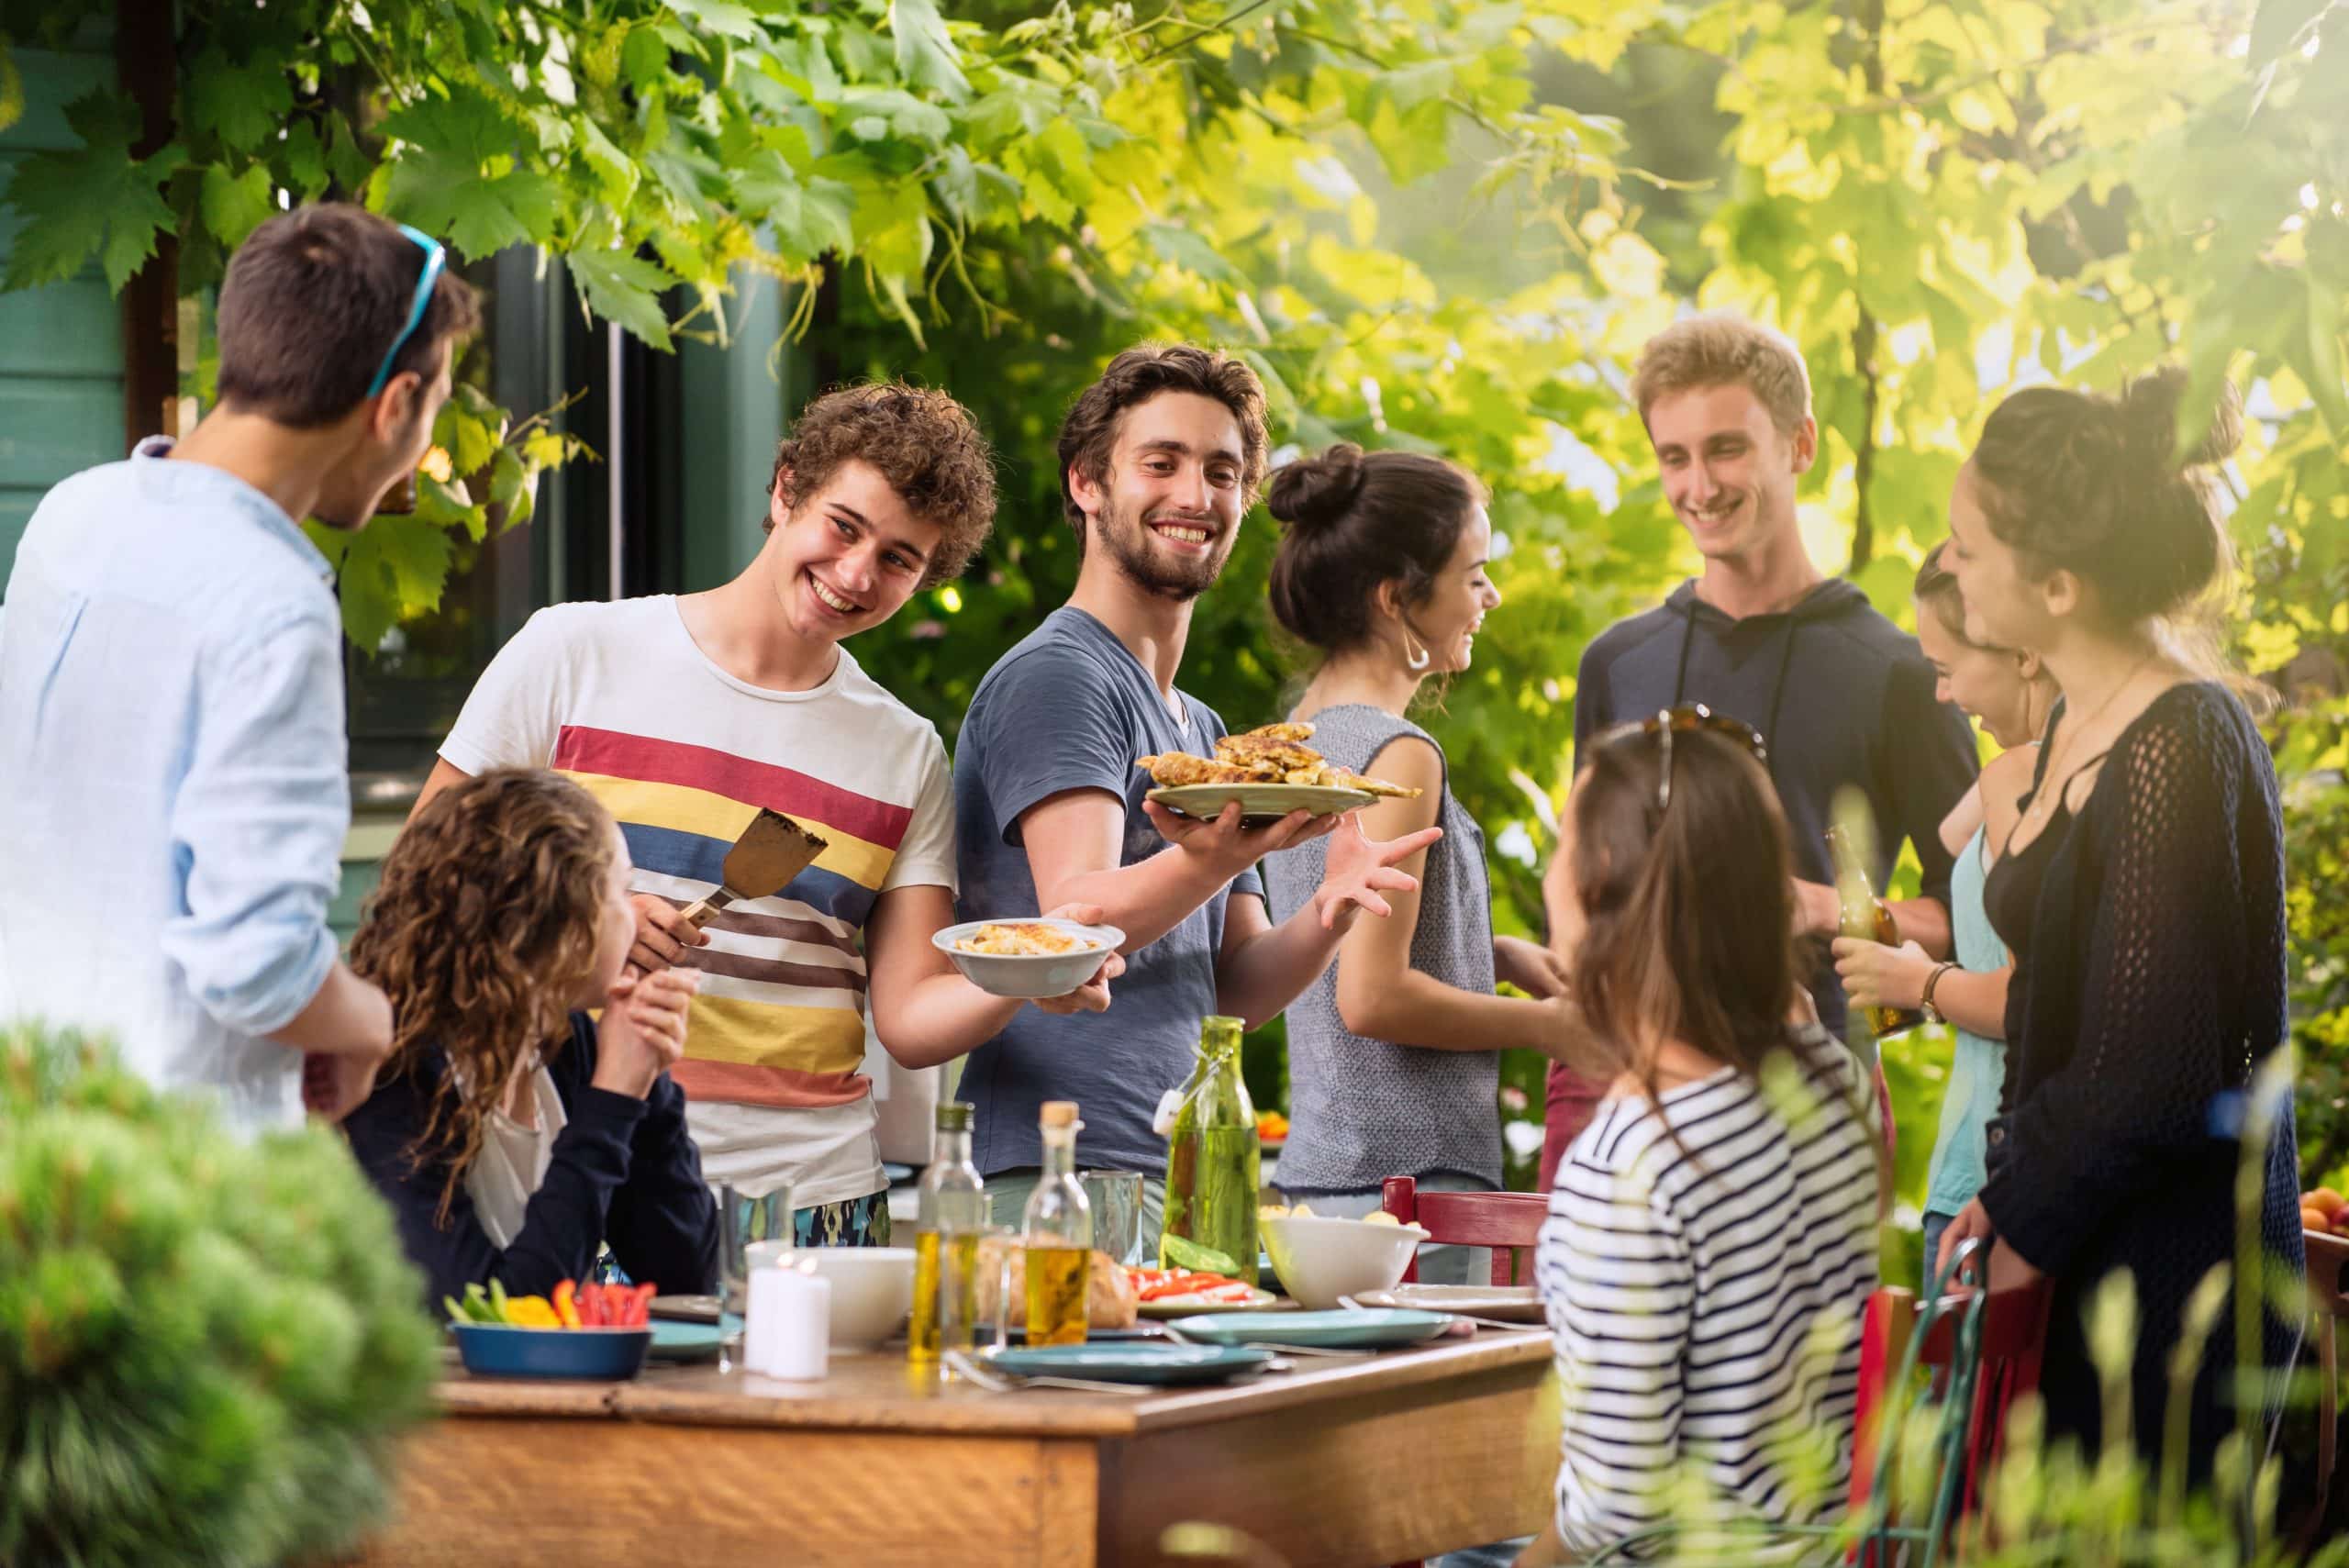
[1938, 366, 2299, 1482]
[1833, 545, 2058, 1289]
[1517, 712, 1884, 1566]
[1260, 446, 1586, 1287]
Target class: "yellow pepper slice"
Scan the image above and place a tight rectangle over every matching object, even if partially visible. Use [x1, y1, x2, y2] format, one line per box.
[503, 1296, 561, 1328]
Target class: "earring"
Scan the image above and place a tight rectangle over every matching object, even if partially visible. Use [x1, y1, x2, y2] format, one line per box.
[1402, 629, 1431, 672]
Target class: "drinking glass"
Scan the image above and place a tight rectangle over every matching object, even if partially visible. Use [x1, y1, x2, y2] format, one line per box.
[1080, 1170, 1146, 1267]
[980, 1224, 1023, 1353]
[718, 1183, 794, 1317]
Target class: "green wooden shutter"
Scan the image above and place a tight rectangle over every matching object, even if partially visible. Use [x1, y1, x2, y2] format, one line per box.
[0, 41, 128, 595]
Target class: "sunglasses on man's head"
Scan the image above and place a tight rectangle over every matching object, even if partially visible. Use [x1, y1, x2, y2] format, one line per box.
[1598, 704, 1769, 812]
[367, 224, 448, 519]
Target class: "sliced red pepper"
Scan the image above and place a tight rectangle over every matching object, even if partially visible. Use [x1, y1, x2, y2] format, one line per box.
[576, 1283, 601, 1327]
[629, 1282, 658, 1328]
[551, 1280, 581, 1329]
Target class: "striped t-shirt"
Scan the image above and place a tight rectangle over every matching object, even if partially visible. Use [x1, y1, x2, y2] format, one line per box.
[1536, 1029, 1880, 1558]
[439, 595, 956, 1207]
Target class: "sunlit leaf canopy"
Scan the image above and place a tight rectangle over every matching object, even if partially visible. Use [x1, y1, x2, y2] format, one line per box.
[2, 0, 2343, 1184]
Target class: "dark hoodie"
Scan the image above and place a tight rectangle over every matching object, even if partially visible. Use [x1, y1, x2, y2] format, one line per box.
[1569, 576, 1978, 1044]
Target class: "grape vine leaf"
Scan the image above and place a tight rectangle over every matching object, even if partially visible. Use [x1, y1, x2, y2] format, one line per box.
[888, 0, 971, 104]
[0, 93, 184, 292]
[564, 248, 681, 350]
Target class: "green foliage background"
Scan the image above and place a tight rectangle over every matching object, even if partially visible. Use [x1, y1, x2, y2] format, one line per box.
[2, 0, 2345, 1223]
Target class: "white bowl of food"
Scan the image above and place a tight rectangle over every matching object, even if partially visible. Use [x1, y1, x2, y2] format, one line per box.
[745, 1244, 918, 1350]
[1260, 1210, 1428, 1310]
[932, 918, 1122, 1000]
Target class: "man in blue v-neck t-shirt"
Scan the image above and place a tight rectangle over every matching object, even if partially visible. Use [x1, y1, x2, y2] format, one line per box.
[952, 345, 1440, 1227]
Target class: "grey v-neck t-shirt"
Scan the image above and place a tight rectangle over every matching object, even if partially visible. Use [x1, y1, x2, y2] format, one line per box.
[952, 607, 1264, 1176]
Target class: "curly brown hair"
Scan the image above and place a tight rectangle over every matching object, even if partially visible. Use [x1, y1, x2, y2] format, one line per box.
[763, 382, 998, 586]
[350, 771, 618, 1224]
[1056, 344, 1270, 551]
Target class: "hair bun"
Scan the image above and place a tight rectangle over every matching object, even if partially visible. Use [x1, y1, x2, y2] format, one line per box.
[2118, 363, 2243, 471]
[1265, 443, 1368, 532]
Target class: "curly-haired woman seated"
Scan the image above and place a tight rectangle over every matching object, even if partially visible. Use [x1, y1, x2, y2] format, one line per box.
[342, 769, 719, 1306]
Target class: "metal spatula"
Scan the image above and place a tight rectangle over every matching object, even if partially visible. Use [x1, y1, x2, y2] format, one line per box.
[676, 808, 829, 928]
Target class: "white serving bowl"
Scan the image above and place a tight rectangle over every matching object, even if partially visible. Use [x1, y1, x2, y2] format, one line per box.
[930, 917, 1123, 1000]
[746, 1244, 918, 1350]
[1261, 1215, 1426, 1310]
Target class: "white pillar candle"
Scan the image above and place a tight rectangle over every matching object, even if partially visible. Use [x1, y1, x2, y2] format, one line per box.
[746, 1264, 831, 1380]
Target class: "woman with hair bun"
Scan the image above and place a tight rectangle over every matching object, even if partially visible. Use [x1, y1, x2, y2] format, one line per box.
[1938, 366, 2300, 1480]
[1261, 444, 1586, 1285]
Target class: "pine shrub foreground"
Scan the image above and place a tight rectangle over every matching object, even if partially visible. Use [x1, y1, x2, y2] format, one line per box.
[0, 1023, 438, 1567]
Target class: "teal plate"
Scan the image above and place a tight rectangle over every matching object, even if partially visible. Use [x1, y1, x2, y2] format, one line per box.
[985, 1342, 1274, 1385]
[650, 1315, 738, 1362]
[1164, 1308, 1452, 1350]
[999, 1323, 1163, 1345]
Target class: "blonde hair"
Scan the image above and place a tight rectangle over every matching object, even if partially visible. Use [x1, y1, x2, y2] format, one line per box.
[1630, 315, 1812, 437]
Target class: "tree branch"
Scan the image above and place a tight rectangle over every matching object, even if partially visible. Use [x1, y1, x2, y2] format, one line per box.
[1130, 0, 1282, 68]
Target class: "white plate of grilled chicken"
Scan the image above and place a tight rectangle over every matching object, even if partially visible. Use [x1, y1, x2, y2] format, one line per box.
[1138, 723, 1419, 827]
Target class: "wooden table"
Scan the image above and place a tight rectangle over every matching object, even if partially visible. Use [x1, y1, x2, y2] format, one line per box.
[355, 1329, 1560, 1567]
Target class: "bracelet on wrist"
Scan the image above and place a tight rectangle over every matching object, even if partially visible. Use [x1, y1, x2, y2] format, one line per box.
[1920, 962, 1958, 1026]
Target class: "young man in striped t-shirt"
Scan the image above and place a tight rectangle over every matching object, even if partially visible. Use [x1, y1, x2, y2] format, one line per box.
[418, 385, 1116, 1245]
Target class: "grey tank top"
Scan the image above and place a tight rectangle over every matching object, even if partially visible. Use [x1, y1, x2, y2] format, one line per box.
[1261, 704, 1501, 1192]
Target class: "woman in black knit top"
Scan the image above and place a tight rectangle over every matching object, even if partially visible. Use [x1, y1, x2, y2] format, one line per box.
[1938, 367, 2301, 1482]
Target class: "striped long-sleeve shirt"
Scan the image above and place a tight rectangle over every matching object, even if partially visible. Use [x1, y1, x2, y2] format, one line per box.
[1535, 1029, 1881, 1558]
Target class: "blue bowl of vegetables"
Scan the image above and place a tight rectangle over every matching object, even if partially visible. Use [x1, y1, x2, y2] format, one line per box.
[445, 1278, 658, 1381]
[450, 1321, 652, 1380]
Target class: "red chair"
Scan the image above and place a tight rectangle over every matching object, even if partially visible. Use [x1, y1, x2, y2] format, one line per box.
[1380, 1175, 1551, 1286]
[2299, 1229, 2349, 1537]
[1847, 1274, 2053, 1564]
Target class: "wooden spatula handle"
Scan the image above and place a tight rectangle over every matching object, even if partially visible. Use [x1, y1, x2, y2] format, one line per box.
[674, 889, 730, 929]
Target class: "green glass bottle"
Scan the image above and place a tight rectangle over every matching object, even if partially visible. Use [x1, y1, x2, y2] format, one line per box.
[1159, 1016, 1260, 1279]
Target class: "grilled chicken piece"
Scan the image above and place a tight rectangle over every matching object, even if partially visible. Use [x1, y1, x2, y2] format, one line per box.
[1237, 721, 1315, 744]
[1214, 732, 1324, 777]
[1336, 769, 1424, 799]
[1136, 752, 1257, 787]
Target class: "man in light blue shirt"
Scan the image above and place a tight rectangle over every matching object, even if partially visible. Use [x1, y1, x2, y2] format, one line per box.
[0, 204, 478, 1133]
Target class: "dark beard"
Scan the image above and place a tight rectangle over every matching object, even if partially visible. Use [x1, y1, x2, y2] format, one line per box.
[1093, 496, 1226, 602]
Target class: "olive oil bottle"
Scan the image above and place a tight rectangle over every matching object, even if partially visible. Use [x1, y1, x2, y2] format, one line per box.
[1022, 1101, 1093, 1347]
[909, 1102, 985, 1365]
[1159, 1016, 1260, 1280]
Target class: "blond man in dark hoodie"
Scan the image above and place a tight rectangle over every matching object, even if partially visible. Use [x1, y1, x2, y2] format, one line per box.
[1537, 316, 1978, 1191]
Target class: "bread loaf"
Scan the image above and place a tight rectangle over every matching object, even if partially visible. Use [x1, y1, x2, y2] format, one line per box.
[974, 1238, 1140, 1329]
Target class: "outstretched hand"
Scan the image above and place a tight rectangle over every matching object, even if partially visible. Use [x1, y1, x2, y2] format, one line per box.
[1141, 798, 1341, 879]
[1311, 813, 1442, 932]
[1028, 902, 1129, 1016]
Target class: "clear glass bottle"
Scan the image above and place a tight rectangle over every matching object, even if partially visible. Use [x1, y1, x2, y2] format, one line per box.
[1827, 822, 1922, 1040]
[1022, 1100, 1093, 1346]
[908, 1101, 985, 1365]
[1159, 1015, 1261, 1279]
